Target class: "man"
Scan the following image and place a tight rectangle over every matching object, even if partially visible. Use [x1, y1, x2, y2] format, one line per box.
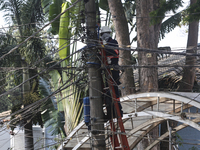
[100, 26, 123, 119]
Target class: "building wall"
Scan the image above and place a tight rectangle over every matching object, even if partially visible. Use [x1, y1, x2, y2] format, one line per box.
[0, 129, 10, 149]
[10, 125, 56, 150]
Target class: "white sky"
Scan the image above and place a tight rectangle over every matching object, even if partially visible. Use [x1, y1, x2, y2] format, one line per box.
[0, 0, 198, 51]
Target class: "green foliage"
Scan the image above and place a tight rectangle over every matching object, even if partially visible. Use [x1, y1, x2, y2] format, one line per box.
[0, 0, 22, 25]
[39, 77, 66, 136]
[41, 0, 84, 36]
[150, 0, 183, 25]
[10, 92, 43, 131]
[20, 0, 44, 28]
[175, 133, 183, 147]
[43, 111, 65, 136]
[0, 95, 12, 113]
[0, 0, 44, 29]
[41, 0, 52, 14]
[0, 31, 19, 67]
[160, 12, 182, 39]
[12, 71, 23, 85]
[23, 92, 40, 105]
[99, 0, 109, 12]
[123, 0, 136, 24]
[70, 0, 85, 36]
[59, 2, 71, 61]
[48, 0, 63, 34]
[20, 35, 46, 65]
[183, 0, 200, 22]
[0, 31, 22, 113]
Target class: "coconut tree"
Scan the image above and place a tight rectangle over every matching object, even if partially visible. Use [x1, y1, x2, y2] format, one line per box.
[0, 0, 47, 149]
[0, 30, 21, 112]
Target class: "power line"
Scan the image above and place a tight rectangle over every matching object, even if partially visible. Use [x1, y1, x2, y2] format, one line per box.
[0, 0, 82, 61]
[1, 2, 200, 150]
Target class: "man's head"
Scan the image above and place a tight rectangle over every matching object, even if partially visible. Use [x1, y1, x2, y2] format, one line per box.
[100, 26, 112, 36]
[100, 26, 112, 42]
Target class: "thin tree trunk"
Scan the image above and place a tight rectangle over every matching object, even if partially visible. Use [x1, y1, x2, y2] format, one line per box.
[24, 121, 34, 150]
[108, 0, 135, 96]
[179, 0, 199, 92]
[22, 59, 34, 150]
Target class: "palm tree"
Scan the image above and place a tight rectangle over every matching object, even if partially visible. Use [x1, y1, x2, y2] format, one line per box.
[0, 0, 47, 149]
[0, 30, 21, 113]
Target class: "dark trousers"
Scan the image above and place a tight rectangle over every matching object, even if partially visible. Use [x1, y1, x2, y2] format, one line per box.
[104, 60, 123, 119]
[111, 70, 120, 98]
[105, 90, 123, 119]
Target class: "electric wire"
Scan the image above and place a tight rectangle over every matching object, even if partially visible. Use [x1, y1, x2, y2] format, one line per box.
[0, 37, 84, 99]
[0, 10, 86, 111]
[1, 1, 200, 149]
[0, 79, 82, 149]
[1, 58, 87, 127]
[76, 39, 200, 149]
[1, 4, 200, 32]
[0, 0, 83, 61]
[1, 39, 200, 149]
[0, 37, 85, 127]
[0, 36, 85, 96]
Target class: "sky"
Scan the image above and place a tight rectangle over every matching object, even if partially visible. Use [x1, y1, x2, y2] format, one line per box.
[0, 0, 198, 51]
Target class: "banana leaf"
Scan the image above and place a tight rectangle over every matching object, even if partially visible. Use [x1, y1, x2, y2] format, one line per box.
[58, 2, 70, 61]
[49, 0, 63, 34]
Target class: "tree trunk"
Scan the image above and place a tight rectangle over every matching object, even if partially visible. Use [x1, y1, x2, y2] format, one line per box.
[24, 121, 33, 150]
[22, 59, 34, 150]
[179, 0, 199, 92]
[136, 0, 161, 92]
[136, 0, 161, 149]
[108, 0, 135, 96]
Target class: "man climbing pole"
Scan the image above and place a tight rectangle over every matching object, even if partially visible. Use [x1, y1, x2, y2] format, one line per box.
[100, 26, 123, 119]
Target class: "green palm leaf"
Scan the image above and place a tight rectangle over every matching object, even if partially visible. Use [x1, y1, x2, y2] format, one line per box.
[39, 77, 66, 136]
[160, 12, 182, 40]
[41, 0, 52, 14]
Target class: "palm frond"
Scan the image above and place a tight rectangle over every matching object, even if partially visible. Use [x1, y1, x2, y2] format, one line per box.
[41, 0, 53, 14]
[39, 77, 66, 136]
[39, 77, 57, 109]
[160, 12, 182, 40]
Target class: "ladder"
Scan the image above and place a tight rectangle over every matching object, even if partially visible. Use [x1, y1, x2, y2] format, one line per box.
[101, 45, 130, 150]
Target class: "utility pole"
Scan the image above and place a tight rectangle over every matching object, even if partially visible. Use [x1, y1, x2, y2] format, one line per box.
[85, 0, 106, 149]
